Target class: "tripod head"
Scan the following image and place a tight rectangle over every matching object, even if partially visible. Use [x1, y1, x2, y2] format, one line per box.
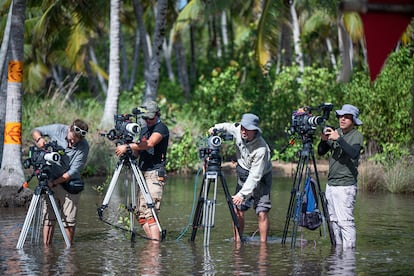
[199, 129, 233, 172]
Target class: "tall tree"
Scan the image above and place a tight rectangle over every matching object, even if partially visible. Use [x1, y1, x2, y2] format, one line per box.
[0, 1, 13, 166]
[0, 0, 28, 207]
[100, 0, 121, 129]
[144, 0, 168, 100]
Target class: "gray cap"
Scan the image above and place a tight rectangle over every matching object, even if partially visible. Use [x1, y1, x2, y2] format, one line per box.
[335, 104, 362, 125]
[140, 100, 160, 118]
[240, 113, 262, 133]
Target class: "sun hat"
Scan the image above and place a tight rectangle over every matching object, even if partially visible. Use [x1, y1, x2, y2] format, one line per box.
[240, 113, 262, 133]
[335, 104, 363, 125]
[140, 100, 160, 119]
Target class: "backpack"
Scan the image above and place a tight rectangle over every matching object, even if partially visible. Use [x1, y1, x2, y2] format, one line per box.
[299, 177, 323, 230]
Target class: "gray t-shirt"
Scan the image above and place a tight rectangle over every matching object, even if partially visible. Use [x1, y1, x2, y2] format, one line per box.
[34, 124, 89, 179]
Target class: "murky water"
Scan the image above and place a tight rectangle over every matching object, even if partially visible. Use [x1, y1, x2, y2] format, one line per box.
[1, 174, 414, 275]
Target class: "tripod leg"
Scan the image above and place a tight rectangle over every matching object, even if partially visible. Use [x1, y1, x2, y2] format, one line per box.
[130, 161, 164, 238]
[16, 193, 41, 249]
[219, 172, 243, 242]
[202, 172, 218, 246]
[190, 174, 206, 242]
[47, 193, 71, 248]
[98, 160, 124, 218]
[281, 151, 308, 248]
[127, 168, 137, 242]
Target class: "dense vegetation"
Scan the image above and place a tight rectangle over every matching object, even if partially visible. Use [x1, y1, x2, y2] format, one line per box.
[22, 46, 414, 193]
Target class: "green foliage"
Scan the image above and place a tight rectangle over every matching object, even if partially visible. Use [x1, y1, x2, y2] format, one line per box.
[166, 128, 200, 172]
[342, 47, 414, 150]
[188, 61, 249, 129]
[370, 142, 411, 166]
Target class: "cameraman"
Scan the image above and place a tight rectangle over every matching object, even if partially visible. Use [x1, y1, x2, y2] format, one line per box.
[115, 100, 169, 242]
[31, 119, 89, 246]
[318, 104, 363, 249]
[209, 113, 272, 243]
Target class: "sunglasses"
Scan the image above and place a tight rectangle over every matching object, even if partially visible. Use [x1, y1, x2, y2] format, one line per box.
[73, 125, 88, 136]
[142, 116, 155, 120]
[336, 114, 353, 120]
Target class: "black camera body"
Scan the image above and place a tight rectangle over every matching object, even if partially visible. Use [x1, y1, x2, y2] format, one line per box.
[102, 109, 143, 145]
[199, 130, 233, 171]
[23, 141, 68, 181]
[290, 103, 333, 136]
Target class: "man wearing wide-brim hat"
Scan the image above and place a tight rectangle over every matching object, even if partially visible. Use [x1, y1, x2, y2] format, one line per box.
[210, 113, 272, 243]
[318, 104, 364, 249]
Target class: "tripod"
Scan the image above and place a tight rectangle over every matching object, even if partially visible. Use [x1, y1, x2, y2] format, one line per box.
[97, 151, 165, 242]
[16, 172, 71, 249]
[190, 157, 242, 246]
[281, 135, 335, 249]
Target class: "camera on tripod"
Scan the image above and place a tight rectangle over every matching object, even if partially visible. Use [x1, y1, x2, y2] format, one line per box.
[23, 141, 67, 181]
[290, 103, 333, 136]
[24, 141, 64, 169]
[199, 129, 233, 170]
[101, 108, 144, 144]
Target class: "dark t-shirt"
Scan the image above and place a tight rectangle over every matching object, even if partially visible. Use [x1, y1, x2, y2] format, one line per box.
[138, 120, 169, 171]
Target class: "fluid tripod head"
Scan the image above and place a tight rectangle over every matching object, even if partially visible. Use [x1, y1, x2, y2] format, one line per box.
[199, 129, 233, 171]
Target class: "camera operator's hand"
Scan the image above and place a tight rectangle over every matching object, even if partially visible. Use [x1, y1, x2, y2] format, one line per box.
[324, 127, 340, 141]
[232, 194, 244, 206]
[115, 144, 128, 156]
[208, 127, 216, 135]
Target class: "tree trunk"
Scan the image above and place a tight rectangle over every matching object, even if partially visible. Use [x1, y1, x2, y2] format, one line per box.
[174, 36, 191, 101]
[0, 0, 30, 207]
[290, 2, 304, 72]
[132, 0, 151, 98]
[336, 13, 353, 83]
[100, 0, 121, 129]
[144, 0, 168, 100]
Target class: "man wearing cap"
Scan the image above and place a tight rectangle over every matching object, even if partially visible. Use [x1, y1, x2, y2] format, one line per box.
[209, 113, 272, 242]
[31, 119, 90, 245]
[115, 100, 169, 242]
[318, 104, 364, 249]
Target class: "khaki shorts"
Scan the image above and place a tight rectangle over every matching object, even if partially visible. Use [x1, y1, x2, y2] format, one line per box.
[135, 170, 164, 220]
[42, 184, 81, 227]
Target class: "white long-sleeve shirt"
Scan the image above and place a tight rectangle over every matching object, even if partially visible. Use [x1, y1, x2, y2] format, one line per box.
[213, 122, 272, 198]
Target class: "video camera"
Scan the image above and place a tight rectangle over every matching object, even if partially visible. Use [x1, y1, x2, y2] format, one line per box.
[23, 141, 68, 181]
[101, 108, 144, 144]
[24, 141, 64, 169]
[290, 103, 333, 136]
[199, 129, 233, 171]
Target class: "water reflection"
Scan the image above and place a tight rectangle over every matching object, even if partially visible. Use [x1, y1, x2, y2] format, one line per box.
[325, 248, 356, 276]
[1, 176, 414, 275]
[137, 242, 162, 275]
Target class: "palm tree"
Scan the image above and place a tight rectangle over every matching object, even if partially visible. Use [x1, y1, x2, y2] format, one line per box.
[144, 0, 169, 100]
[100, 0, 121, 129]
[0, 1, 13, 166]
[0, 0, 27, 207]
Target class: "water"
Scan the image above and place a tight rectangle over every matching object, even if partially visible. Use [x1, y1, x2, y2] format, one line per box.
[1, 174, 414, 275]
